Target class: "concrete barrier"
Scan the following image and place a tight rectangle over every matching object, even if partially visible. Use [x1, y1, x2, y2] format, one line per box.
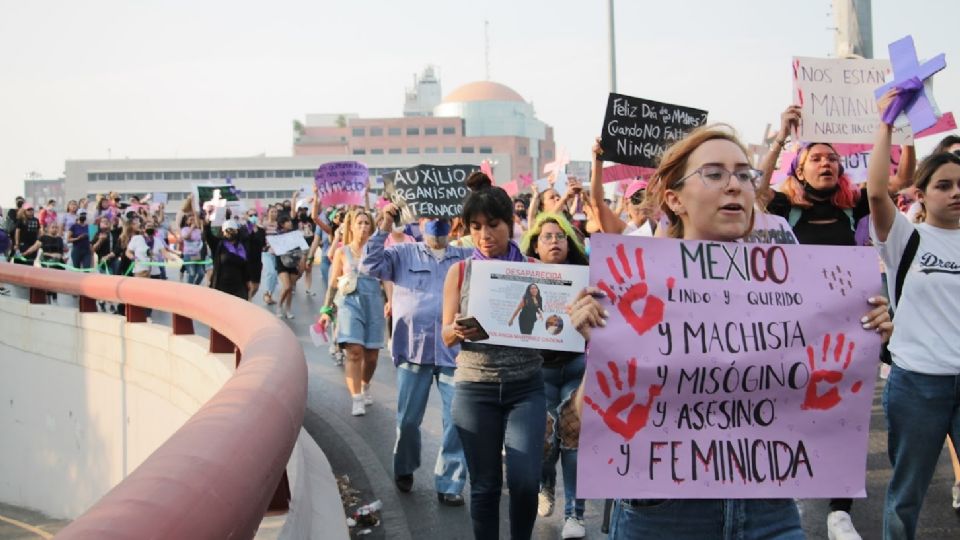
[0, 264, 345, 539]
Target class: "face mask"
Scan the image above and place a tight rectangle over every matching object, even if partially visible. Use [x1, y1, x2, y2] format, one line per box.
[145, 228, 155, 236]
[802, 181, 839, 200]
[249, 216, 258, 225]
[424, 219, 451, 237]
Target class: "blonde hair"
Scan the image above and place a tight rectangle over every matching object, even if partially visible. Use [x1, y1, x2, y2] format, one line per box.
[645, 123, 754, 239]
[343, 209, 373, 246]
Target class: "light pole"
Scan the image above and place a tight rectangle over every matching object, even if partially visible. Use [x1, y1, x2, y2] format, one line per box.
[607, 0, 617, 92]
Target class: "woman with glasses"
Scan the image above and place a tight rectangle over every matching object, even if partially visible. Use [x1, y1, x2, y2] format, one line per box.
[520, 212, 590, 539]
[568, 124, 892, 540]
[758, 106, 914, 539]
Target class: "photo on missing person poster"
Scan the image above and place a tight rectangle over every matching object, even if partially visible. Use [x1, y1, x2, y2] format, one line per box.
[466, 260, 589, 352]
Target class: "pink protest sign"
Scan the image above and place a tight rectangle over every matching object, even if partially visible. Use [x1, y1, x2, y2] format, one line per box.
[315, 161, 368, 206]
[601, 163, 656, 183]
[579, 234, 882, 499]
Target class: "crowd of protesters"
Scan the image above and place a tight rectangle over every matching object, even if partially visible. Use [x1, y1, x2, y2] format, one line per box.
[3, 94, 959, 540]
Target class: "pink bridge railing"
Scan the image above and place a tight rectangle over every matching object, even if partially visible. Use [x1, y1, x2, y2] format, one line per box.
[0, 264, 307, 539]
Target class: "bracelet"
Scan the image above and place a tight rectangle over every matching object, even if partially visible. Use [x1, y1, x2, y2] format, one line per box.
[319, 305, 336, 316]
[774, 138, 787, 148]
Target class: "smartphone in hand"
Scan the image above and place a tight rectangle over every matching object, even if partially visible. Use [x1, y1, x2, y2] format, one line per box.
[455, 316, 490, 341]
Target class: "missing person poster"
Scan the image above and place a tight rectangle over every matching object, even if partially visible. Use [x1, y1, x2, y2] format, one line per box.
[466, 260, 589, 352]
[578, 234, 883, 499]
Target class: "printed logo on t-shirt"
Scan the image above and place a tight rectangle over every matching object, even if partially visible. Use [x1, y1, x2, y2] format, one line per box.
[744, 223, 798, 245]
[917, 252, 960, 275]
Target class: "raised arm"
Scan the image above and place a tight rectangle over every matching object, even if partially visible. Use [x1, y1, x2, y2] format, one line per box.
[757, 105, 800, 197]
[588, 137, 627, 233]
[890, 145, 916, 193]
[360, 205, 400, 281]
[866, 89, 900, 243]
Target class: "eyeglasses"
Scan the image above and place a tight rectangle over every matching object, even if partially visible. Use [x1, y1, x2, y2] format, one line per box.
[539, 232, 567, 243]
[674, 165, 763, 190]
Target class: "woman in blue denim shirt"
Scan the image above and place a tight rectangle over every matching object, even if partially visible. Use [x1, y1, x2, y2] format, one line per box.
[568, 125, 892, 540]
[521, 212, 590, 539]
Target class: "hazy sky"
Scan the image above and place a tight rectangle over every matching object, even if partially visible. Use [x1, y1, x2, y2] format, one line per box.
[2, 0, 958, 207]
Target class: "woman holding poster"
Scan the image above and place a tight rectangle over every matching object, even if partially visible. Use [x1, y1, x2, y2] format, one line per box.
[442, 171, 544, 540]
[521, 212, 590, 539]
[570, 125, 892, 540]
[507, 283, 544, 334]
[758, 105, 915, 247]
[867, 92, 960, 540]
[319, 209, 384, 417]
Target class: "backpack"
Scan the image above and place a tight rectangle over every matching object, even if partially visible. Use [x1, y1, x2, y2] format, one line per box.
[879, 229, 921, 365]
[2, 212, 15, 235]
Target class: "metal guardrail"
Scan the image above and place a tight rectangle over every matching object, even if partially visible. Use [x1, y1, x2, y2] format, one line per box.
[0, 264, 307, 539]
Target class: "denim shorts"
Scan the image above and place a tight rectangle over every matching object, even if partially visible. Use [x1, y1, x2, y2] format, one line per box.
[336, 286, 385, 349]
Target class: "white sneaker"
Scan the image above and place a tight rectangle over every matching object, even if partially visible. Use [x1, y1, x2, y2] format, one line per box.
[561, 517, 586, 539]
[952, 482, 960, 512]
[284, 311, 295, 319]
[827, 510, 862, 540]
[361, 384, 373, 405]
[351, 397, 365, 416]
[537, 487, 554, 517]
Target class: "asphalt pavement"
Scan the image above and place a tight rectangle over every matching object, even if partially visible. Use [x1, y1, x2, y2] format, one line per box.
[2, 281, 959, 539]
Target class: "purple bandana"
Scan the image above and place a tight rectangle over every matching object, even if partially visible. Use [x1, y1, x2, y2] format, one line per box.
[472, 240, 525, 262]
[223, 239, 246, 260]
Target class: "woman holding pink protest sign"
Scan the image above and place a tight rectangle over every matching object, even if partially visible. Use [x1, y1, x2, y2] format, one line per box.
[569, 125, 893, 540]
[868, 91, 960, 540]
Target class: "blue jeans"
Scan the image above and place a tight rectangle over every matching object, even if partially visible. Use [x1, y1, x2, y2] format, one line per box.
[71, 249, 92, 270]
[541, 354, 586, 519]
[394, 362, 466, 495]
[183, 254, 205, 285]
[609, 498, 803, 540]
[453, 375, 545, 540]
[320, 254, 332, 294]
[261, 251, 278, 296]
[882, 364, 960, 540]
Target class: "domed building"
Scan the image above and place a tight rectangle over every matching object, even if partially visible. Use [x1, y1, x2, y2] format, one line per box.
[294, 69, 555, 182]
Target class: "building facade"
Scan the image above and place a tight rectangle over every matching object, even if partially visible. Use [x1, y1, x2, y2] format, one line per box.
[62, 153, 511, 208]
[294, 75, 555, 182]
[23, 178, 66, 209]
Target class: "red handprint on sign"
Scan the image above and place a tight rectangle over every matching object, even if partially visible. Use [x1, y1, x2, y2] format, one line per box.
[801, 333, 863, 411]
[597, 244, 674, 336]
[584, 357, 662, 441]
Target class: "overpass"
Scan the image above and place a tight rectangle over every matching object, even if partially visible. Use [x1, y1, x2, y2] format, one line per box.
[0, 264, 347, 539]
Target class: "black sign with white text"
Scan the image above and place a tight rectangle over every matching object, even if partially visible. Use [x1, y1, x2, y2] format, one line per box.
[382, 164, 479, 219]
[599, 93, 708, 168]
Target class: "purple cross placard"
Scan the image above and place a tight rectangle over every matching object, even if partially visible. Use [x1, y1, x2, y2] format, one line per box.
[874, 35, 946, 133]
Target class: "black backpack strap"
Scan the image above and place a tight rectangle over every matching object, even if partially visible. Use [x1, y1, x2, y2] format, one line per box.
[893, 229, 921, 309]
[882, 229, 920, 366]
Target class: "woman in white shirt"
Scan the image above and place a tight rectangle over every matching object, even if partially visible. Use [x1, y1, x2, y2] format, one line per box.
[867, 90, 960, 540]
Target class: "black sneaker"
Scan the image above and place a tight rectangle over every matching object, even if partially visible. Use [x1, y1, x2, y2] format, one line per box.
[395, 474, 414, 493]
[437, 493, 465, 507]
